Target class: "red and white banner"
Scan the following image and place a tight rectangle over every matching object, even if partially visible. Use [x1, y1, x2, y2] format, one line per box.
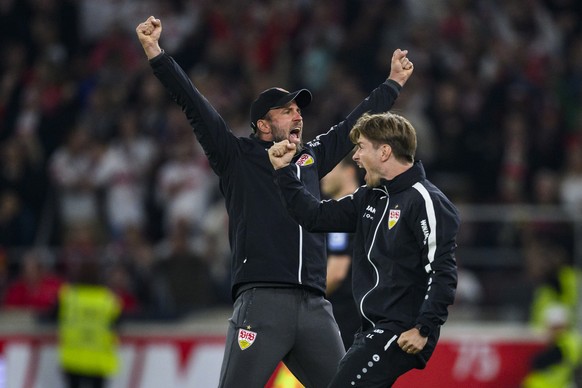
[395, 337, 544, 388]
[0, 331, 544, 388]
[0, 334, 226, 388]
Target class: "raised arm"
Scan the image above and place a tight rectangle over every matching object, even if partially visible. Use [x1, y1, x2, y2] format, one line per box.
[135, 16, 238, 175]
[309, 49, 414, 177]
[269, 141, 358, 233]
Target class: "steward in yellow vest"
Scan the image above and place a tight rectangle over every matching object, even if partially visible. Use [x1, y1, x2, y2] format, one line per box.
[58, 260, 121, 388]
[529, 265, 580, 332]
[522, 305, 582, 388]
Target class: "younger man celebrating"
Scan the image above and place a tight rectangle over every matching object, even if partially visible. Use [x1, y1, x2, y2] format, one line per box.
[269, 113, 460, 387]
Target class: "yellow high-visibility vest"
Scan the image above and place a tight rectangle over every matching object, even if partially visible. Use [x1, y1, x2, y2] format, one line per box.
[522, 329, 582, 388]
[530, 266, 580, 331]
[58, 284, 121, 376]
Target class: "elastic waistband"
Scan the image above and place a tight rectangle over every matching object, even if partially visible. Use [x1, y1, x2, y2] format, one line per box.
[235, 282, 322, 299]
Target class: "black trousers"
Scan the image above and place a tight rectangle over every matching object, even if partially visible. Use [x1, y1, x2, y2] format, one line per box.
[64, 372, 105, 388]
[328, 327, 434, 388]
[218, 286, 346, 388]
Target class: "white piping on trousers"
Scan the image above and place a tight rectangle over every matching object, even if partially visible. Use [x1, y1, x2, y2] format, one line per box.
[384, 334, 398, 351]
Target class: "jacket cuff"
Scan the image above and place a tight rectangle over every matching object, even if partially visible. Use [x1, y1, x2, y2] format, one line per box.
[385, 79, 402, 92]
[148, 49, 166, 65]
[415, 318, 437, 336]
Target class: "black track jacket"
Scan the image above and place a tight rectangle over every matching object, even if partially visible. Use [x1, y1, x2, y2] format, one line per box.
[149, 52, 402, 299]
[274, 161, 460, 336]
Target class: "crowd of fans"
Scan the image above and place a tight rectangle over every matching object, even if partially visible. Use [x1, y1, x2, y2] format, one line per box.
[1, 0, 581, 320]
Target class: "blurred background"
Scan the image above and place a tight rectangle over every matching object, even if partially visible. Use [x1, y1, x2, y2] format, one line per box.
[0, 0, 581, 387]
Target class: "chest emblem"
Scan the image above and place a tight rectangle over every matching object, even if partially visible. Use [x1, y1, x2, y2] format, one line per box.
[295, 154, 314, 166]
[388, 209, 401, 229]
[238, 328, 257, 350]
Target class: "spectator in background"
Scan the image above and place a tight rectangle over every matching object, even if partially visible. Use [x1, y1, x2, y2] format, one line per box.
[521, 304, 582, 388]
[294, 1, 344, 93]
[0, 248, 9, 302]
[58, 223, 104, 303]
[0, 42, 29, 142]
[2, 249, 63, 313]
[77, 85, 120, 143]
[156, 139, 216, 238]
[18, 55, 78, 157]
[522, 169, 573, 259]
[452, 266, 484, 320]
[133, 75, 169, 140]
[498, 112, 530, 204]
[93, 110, 158, 239]
[107, 225, 167, 319]
[532, 168, 561, 206]
[0, 137, 45, 231]
[104, 262, 139, 317]
[49, 125, 101, 238]
[58, 259, 121, 388]
[524, 237, 580, 333]
[0, 190, 36, 248]
[560, 138, 582, 216]
[153, 219, 217, 317]
[197, 199, 231, 305]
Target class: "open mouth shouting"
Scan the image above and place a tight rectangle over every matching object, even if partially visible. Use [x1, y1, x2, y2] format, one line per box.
[289, 127, 301, 144]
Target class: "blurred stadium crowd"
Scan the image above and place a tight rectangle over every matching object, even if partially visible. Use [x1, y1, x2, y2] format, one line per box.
[0, 0, 581, 320]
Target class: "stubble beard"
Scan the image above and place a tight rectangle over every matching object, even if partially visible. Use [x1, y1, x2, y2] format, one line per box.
[272, 126, 303, 154]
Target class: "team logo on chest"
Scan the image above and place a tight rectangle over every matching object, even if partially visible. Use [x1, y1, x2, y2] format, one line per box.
[388, 208, 401, 229]
[295, 154, 314, 166]
[238, 328, 257, 350]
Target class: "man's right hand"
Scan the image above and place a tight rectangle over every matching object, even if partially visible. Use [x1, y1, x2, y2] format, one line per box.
[136, 16, 163, 60]
[268, 140, 296, 170]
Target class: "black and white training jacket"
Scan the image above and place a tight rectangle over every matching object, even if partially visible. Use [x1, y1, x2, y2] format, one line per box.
[149, 51, 402, 300]
[274, 161, 460, 336]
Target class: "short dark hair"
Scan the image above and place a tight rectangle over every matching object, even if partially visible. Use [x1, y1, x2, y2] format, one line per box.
[349, 112, 417, 163]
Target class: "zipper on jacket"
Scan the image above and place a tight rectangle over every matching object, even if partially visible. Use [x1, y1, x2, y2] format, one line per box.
[294, 163, 303, 284]
[360, 188, 389, 328]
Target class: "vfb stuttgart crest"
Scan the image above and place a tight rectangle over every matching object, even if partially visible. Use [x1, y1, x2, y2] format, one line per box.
[295, 154, 314, 166]
[238, 328, 257, 350]
[388, 209, 400, 229]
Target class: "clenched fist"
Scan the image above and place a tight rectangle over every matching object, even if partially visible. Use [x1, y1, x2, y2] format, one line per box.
[136, 16, 163, 59]
[268, 140, 296, 170]
[388, 49, 414, 87]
